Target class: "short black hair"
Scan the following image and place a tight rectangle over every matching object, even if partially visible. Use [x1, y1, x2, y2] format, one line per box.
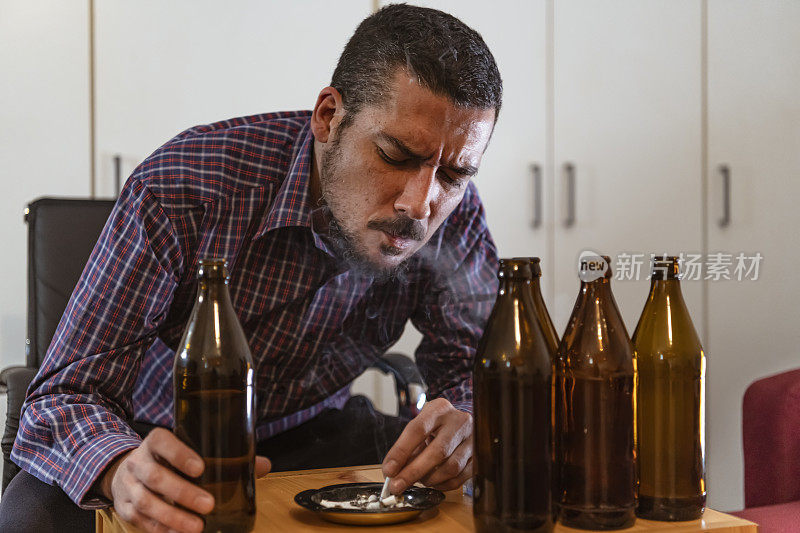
[331, 3, 502, 125]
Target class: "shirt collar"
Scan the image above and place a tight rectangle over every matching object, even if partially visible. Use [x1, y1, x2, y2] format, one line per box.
[252, 121, 338, 257]
[254, 121, 316, 239]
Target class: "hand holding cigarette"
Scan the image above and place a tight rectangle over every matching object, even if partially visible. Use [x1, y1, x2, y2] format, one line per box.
[380, 398, 473, 494]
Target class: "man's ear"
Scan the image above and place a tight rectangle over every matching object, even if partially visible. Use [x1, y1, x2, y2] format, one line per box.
[311, 86, 344, 143]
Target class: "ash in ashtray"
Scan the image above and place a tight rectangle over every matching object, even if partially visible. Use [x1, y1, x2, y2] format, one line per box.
[319, 493, 411, 511]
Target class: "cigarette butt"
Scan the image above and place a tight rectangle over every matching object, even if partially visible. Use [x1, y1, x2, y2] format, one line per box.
[380, 476, 391, 499]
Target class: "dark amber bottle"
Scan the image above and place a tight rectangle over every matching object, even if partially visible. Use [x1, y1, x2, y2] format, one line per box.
[173, 258, 256, 533]
[517, 257, 560, 354]
[516, 256, 560, 525]
[473, 259, 555, 533]
[555, 254, 636, 530]
[633, 256, 706, 521]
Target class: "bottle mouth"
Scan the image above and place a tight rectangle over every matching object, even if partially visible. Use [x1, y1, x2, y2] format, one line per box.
[498, 258, 532, 280]
[198, 258, 229, 281]
[650, 255, 680, 280]
[512, 256, 543, 278]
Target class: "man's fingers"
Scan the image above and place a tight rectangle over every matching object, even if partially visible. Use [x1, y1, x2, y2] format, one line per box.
[122, 508, 166, 533]
[118, 500, 175, 533]
[430, 459, 472, 492]
[127, 481, 205, 533]
[131, 458, 214, 514]
[382, 402, 446, 477]
[256, 455, 271, 478]
[144, 428, 204, 478]
[390, 426, 465, 494]
[408, 441, 427, 461]
[420, 438, 472, 487]
[382, 421, 430, 477]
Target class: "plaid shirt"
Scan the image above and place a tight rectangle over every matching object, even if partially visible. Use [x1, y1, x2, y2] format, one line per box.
[12, 110, 498, 509]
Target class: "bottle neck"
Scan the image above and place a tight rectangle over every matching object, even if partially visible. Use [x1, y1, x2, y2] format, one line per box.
[197, 278, 232, 305]
[580, 277, 613, 297]
[499, 277, 533, 299]
[648, 277, 686, 302]
[528, 276, 548, 304]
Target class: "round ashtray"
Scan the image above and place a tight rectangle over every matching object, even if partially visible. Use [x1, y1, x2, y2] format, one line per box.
[294, 482, 445, 526]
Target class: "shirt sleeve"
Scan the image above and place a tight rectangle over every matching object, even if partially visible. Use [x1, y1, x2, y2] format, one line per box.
[410, 185, 499, 415]
[11, 178, 183, 509]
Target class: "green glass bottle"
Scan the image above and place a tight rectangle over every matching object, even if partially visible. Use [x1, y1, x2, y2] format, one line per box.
[174, 258, 256, 533]
[473, 259, 554, 533]
[633, 256, 706, 521]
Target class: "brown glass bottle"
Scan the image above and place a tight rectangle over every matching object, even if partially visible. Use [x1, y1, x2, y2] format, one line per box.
[516, 257, 560, 354]
[173, 258, 256, 533]
[516, 256, 560, 525]
[555, 254, 636, 530]
[473, 259, 554, 533]
[633, 256, 706, 521]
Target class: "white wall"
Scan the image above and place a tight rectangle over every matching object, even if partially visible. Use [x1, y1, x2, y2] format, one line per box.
[0, 1, 92, 371]
[92, 0, 372, 196]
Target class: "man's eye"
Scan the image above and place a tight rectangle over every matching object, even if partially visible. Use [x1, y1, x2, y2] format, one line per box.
[377, 147, 403, 165]
[438, 170, 463, 189]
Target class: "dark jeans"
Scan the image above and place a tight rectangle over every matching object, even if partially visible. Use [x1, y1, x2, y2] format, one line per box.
[0, 395, 409, 533]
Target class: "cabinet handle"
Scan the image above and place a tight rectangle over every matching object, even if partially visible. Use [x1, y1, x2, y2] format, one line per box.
[114, 154, 122, 197]
[530, 163, 542, 228]
[564, 162, 576, 228]
[718, 164, 731, 228]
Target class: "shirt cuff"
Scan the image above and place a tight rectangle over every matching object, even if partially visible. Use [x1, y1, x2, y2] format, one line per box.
[60, 432, 142, 509]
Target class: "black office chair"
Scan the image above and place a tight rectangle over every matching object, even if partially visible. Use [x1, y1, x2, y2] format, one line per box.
[0, 197, 424, 491]
[0, 198, 117, 490]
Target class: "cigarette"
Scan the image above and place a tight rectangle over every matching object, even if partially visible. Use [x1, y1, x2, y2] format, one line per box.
[380, 476, 391, 499]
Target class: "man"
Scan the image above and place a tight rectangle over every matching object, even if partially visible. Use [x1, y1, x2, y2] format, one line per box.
[0, 4, 502, 532]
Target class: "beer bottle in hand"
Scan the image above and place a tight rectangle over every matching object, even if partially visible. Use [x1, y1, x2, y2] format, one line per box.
[174, 258, 256, 533]
[633, 256, 706, 521]
[473, 258, 554, 533]
[555, 254, 636, 529]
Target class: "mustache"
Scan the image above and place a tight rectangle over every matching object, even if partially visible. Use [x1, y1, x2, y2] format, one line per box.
[367, 215, 426, 241]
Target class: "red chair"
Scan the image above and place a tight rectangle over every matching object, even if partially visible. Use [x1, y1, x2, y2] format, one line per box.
[729, 368, 800, 531]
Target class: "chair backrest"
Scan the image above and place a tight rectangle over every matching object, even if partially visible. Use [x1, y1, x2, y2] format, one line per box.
[26, 197, 116, 368]
[741, 367, 800, 508]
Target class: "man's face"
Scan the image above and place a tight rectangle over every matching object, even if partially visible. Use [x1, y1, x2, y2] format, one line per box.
[314, 70, 496, 275]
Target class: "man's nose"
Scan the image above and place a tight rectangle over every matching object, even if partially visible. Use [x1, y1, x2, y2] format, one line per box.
[394, 168, 437, 220]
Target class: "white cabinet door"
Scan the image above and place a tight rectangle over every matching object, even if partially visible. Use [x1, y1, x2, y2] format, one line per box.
[552, 0, 703, 335]
[707, 0, 800, 511]
[0, 0, 91, 369]
[94, 0, 372, 196]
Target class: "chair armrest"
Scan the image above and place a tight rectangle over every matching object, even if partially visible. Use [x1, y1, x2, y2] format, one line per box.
[730, 499, 800, 528]
[371, 352, 425, 419]
[0, 365, 28, 394]
[2, 366, 38, 491]
[373, 352, 424, 388]
[742, 367, 800, 508]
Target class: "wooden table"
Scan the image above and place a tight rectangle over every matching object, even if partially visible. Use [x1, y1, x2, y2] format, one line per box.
[97, 465, 757, 532]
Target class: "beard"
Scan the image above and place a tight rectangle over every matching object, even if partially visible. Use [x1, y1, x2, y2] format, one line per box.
[317, 127, 425, 282]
